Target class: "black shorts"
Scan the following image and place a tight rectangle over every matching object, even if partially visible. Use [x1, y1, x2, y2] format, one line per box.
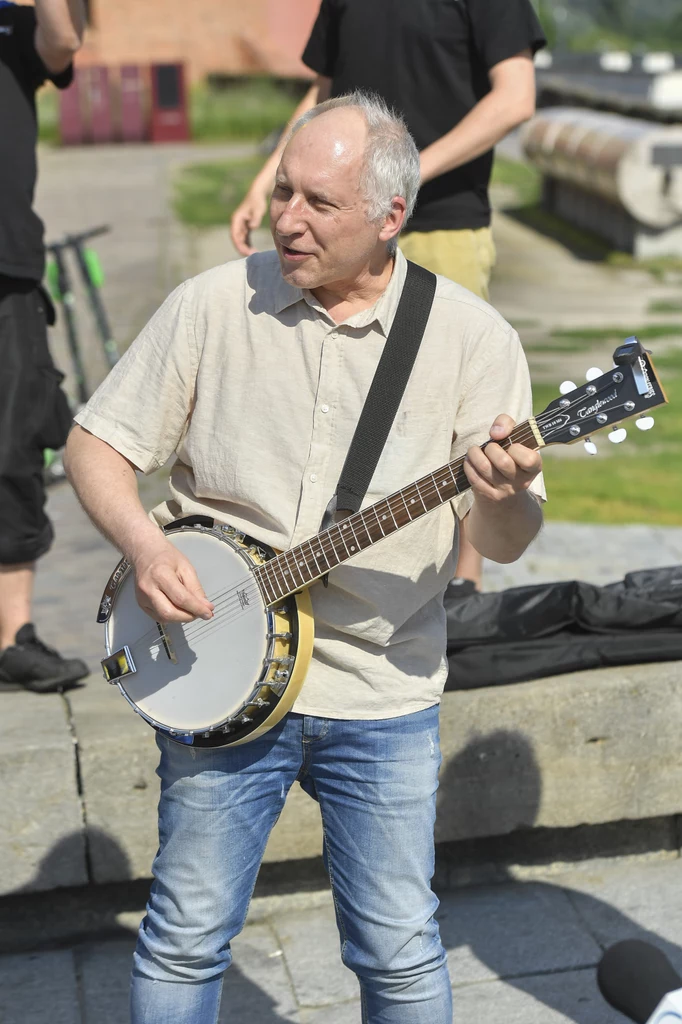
[0, 277, 72, 565]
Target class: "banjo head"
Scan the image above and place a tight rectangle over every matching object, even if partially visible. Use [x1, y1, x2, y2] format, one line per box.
[105, 527, 272, 734]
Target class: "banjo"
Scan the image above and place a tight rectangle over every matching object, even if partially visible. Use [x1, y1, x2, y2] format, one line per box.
[98, 338, 666, 748]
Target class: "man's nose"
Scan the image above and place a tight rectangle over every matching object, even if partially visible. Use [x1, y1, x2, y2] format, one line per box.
[275, 195, 306, 236]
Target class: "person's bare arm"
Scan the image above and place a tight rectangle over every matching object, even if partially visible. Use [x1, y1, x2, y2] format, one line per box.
[419, 50, 536, 185]
[64, 426, 213, 623]
[461, 414, 543, 563]
[230, 74, 332, 256]
[34, 0, 85, 75]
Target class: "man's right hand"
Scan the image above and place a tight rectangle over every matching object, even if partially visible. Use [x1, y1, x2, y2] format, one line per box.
[231, 189, 269, 256]
[132, 540, 214, 624]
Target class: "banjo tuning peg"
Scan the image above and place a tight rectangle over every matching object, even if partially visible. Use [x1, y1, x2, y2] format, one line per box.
[559, 380, 577, 394]
[608, 426, 627, 444]
[585, 366, 603, 382]
[584, 438, 598, 455]
[636, 415, 655, 431]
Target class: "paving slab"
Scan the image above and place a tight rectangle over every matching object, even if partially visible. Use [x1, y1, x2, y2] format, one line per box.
[271, 900, 358, 1008]
[76, 938, 132, 1024]
[0, 950, 80, 1024]
[0, 691, 85, 895]
[34, 142, 256, 399]
[437, 881, 601, 984]
[558, 858, 682, 975]
[219, 923, 301, 1022]
[299, 1002, 361, 1023]
[483, 521, 682, 591]
[452, 969, 624, 1024]
[74, 927, 302, 1024]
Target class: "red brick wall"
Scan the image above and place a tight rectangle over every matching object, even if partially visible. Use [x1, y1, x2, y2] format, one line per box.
[75, 0, 320, 80]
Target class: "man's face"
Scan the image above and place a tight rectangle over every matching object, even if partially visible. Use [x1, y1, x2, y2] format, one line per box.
[270, 109, 385, 292]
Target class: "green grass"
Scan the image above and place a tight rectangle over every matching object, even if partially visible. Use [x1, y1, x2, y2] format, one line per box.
[173, 156, 263, 227]
[190, 79, 300, 142]
[37, 84, 60, 145]
[608, 251, 682, 280]
[648, 300, 682, 315]
[551, 324, 682, 343]
[532, 348, 682, 525]
[490, 155, 541, 207]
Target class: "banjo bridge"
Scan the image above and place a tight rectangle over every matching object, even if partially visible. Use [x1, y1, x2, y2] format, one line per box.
[156, 622, 177, 664]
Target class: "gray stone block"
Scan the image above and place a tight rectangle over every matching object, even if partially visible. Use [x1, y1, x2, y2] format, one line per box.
[69, 679, 324, 879]
[67, 682, 161, 883]
[0, 693, 85, 895]
[436, 660, 682, 843]
[0, 950, 81, 1024]
[263, 782, 323, 864]
[68, 657, 682, 882]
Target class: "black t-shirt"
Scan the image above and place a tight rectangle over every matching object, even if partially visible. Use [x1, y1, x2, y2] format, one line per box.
[0, 2, 72, 281]
[302, 0, 546, 232]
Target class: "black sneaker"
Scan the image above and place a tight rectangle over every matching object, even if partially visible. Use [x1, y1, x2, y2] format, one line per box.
[0, 624, 89, 693]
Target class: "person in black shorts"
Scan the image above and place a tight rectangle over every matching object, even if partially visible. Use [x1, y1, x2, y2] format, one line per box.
[0, 0, 87, 693]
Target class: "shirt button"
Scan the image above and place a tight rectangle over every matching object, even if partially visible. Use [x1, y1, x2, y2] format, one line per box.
[310, 473, 318, 482]
[321, 404, 330, 414]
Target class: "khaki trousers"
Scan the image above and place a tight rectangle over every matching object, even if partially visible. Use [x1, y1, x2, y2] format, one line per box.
[399, 226, 496, 301]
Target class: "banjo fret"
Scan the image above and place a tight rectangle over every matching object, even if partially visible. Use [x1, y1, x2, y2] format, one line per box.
[251, 444, 487, 606]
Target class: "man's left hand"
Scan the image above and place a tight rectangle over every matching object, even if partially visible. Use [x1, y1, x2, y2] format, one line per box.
[463, 414, 542, 503]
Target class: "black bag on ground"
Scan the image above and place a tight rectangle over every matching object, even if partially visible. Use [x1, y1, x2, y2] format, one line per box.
[444, 566, 682, 690]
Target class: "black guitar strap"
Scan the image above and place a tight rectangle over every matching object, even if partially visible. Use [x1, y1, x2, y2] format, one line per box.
[321, 259, 437, 538]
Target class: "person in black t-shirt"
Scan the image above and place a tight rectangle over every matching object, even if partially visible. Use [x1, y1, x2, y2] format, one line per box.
[231, 0, 545, 591]
[0, 0, 87, 694]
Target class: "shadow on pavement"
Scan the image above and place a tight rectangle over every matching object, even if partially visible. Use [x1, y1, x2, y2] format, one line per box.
[437, 729, 682, 1021]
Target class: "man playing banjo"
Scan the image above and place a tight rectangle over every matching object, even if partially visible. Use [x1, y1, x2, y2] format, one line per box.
[65, 94, 544, 1023]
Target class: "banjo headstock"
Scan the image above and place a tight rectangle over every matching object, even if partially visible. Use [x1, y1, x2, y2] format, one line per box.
[535, 337, 667, 449]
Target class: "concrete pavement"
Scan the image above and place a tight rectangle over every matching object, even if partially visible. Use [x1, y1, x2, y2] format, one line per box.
[6, 855, 682, 1022]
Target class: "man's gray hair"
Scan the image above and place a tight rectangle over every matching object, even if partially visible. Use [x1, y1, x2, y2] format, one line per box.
[289, 91, 420, 253]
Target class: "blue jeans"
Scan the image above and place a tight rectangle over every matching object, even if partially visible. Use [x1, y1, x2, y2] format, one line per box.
[130, 706, 452, 1023]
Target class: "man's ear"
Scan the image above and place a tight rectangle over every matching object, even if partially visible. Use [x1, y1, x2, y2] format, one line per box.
[378, 196, 407, 246]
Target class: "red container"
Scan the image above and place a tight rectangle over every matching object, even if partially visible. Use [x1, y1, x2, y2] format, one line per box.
[58, 71, 85, 145]
[150, 63, 189, 143]
[84, 66, 113, 144]
[120, 65, 148, 142]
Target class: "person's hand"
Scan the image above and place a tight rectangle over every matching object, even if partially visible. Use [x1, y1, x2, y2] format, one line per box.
[463, 414, 542, 502]
[231, 188, 268, 256]
[132, 538, 214, 623]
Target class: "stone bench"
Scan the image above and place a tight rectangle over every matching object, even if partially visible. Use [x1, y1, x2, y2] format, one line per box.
[3, 658, 681, 895]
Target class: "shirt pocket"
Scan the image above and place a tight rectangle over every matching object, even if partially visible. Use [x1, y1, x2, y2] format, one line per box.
[368, 400, 451, 498]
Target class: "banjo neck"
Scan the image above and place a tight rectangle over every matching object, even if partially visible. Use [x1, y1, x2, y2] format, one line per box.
[253, 419, 542, 607]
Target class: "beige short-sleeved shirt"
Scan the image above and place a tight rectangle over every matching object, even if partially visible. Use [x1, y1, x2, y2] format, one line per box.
[75, 249, 544, 719]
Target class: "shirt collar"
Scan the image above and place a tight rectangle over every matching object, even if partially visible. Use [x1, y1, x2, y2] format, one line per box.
[270, 248, 409, 337]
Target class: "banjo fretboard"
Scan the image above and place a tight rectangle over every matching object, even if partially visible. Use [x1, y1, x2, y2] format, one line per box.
[253, 419, 540, 606]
